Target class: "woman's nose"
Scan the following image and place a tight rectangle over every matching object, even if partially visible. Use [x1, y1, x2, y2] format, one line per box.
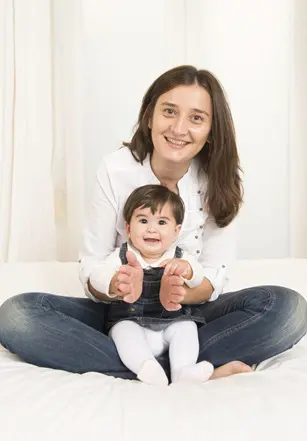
[171, 116, 189, 136]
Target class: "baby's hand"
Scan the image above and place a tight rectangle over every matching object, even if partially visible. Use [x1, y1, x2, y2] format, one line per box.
[159, 258, 193, 280]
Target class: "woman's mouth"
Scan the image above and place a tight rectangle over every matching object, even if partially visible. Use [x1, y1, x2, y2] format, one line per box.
[164, 136, 190, 148]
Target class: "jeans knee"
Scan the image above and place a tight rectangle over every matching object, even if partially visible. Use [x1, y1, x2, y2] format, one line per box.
[278, 287, 307, 339]
[0, 292, 44, 347]
[261, 285, 307, 344]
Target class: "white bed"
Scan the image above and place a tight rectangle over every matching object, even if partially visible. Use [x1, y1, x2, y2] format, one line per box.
[0, 259, 307, 441]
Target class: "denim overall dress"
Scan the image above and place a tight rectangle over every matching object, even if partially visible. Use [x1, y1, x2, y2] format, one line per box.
[106, 242, 206, 332]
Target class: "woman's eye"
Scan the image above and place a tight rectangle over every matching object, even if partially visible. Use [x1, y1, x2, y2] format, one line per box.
[163, 108, 175, 116]
[192, 115, 204, 123]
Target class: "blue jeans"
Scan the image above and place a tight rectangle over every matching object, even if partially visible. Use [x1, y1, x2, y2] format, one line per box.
[0, 285, 306, 379]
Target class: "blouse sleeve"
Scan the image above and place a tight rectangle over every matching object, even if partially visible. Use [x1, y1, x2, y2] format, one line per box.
[78, 159, 119, 302]
[198, 215, 237, 301]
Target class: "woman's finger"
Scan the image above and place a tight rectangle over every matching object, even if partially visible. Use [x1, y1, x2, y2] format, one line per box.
[168, 275, 184, 286]
[117, 283, 131, 294]
[170, 293, 184, 303]
[118, 265, 134, 276]
[117, 273, 130, 283]
[170, 285, 186, 296]
[164, 302, 182, 311]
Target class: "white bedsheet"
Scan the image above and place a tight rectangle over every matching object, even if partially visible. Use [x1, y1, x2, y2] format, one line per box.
[0, 259, 307, 441]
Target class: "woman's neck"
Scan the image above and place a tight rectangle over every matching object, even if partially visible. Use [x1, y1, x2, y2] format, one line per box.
[150, 152, 191, 192]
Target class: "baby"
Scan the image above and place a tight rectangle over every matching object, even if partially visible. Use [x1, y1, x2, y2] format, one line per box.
[90, 184, 214, 385]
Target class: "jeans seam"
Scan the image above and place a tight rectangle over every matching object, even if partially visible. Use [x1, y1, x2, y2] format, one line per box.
[199, 287, 276, 352]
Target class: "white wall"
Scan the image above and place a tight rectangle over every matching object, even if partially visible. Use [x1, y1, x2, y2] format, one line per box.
[82, 0, 306, 259]
[82, 0, 185, 200]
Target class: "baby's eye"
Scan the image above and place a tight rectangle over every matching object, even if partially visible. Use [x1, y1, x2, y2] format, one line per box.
[158, 220, 167, 225]
[139, 218, 147, 224]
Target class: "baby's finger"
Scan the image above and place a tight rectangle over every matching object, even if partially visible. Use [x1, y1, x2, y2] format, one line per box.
[163, 263, 172, 276]
[170, 263, 181, 275]
[175, 266, 186, 276]
[159, 259, 171, 268]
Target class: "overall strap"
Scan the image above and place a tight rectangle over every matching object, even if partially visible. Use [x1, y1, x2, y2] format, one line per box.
[119, 242, 128, 265]
[174, 246, 183, 259]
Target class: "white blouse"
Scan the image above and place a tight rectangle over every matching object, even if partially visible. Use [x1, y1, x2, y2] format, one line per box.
[79, 147, 237, 302]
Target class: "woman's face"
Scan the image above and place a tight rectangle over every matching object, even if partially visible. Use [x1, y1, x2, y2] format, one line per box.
[149, 84, 212, 164]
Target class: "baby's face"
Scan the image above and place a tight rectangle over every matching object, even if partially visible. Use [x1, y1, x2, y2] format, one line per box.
[126, 202, 181, 260]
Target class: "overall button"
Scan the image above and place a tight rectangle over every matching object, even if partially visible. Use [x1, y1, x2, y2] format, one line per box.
[129, 307, 135, 312]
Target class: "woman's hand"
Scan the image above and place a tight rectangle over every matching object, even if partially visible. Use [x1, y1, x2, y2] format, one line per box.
[159, 258, 193, 279]
[111, 251, 143, 303]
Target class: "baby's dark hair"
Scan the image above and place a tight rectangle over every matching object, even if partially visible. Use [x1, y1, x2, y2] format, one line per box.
[123, 185, 185, 225]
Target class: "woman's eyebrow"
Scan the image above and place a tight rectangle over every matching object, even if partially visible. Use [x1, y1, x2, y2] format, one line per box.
[161, 101, 209, 117]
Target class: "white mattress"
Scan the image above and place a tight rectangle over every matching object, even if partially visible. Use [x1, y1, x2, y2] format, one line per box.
[0, 259, 307, 441]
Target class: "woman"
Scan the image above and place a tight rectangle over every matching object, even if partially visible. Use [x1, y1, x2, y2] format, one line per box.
[0, 65, 306, 380]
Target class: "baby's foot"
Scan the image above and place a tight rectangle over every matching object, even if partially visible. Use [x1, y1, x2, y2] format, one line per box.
[210, 361, 253, 380]
[137, 359, 169, 386]
[159, 274, 184, 311]
[121, 251, 144, 303]
[172, 361, 214, 383]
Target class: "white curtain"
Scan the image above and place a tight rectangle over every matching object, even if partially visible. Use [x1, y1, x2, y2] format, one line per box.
[184, 0, 307, 258]
[0, 0, 84, 262]
[1, 0, 306, 263]
[289, 0, 307, 258]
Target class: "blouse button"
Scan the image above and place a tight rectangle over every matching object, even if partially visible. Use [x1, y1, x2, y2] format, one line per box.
[195, 235, 198, 239]
[199, 208, 203, 211]
[200, 225, 204, 229]
[197, 190, 201, 194]
[196, 250, 200, 254]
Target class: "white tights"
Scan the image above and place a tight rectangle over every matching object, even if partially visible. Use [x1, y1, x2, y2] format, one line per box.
[109, 320, 214, 386]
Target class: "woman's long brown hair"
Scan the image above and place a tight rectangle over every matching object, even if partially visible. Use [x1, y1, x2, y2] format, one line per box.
[123, 65, 243, 227]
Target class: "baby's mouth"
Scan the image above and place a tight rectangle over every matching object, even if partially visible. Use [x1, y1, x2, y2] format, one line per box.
[144, 238, 160, 243]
